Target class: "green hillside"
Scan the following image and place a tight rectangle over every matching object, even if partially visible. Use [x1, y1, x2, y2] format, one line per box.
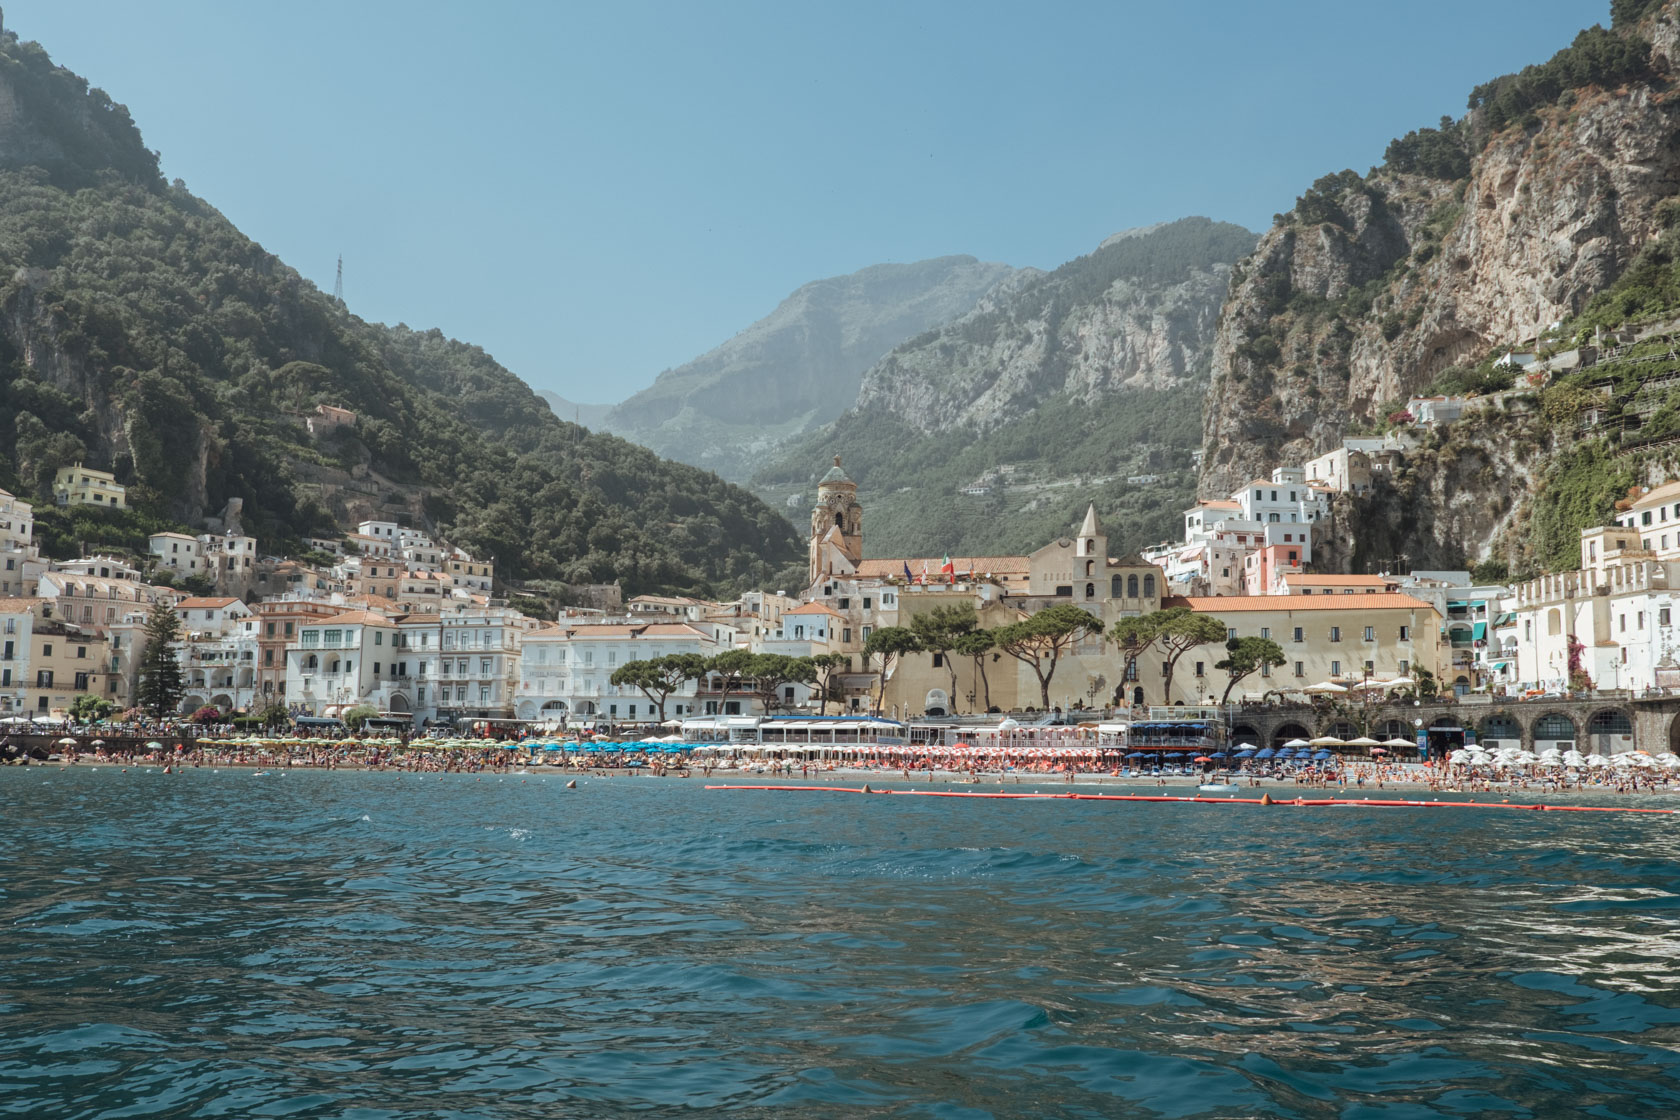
[0, 33, 799, 596]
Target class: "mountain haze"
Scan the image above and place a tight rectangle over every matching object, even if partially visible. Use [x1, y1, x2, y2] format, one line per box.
[599, 256, 1017, 478]
[0, 29, 800, 596]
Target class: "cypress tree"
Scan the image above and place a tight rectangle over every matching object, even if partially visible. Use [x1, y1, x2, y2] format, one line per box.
[136, 602, 185, 718]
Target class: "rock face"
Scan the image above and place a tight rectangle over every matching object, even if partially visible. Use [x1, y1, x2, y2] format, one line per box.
[753, 218, 1258, 561]
[601, 256, 1016, 479]
[854, 257, 1233, 434]
[1199, 3, 1680, 551]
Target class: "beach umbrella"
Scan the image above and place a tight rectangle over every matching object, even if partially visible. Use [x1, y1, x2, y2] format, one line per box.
[1383, 738, 1415, 749]
[1312, 750, 1333, 761]
[1255, 747, 1276, 759]
[1345, 736, 1381, 748]
[1308, 736, 1346, 747]
[55, 736, 78, 746]
[1370, 747, 1388, 755]
[145, 740, 162, 749]
[1383, 677, 1415, 690]
[1304, 681, 1347, 694]
[1284, 738, 1311, 748]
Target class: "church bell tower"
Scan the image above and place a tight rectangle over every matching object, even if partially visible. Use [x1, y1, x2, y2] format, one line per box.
[809, 455, 863, 584]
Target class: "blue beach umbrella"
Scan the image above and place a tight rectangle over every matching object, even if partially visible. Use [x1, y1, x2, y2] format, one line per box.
[1313, 750, 1333, 761]
[1233, 750, 1255, 760]
[1255, 748, 1276, 759]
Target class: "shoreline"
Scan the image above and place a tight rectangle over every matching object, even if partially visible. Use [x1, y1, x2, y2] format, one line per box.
[28, 758, 1680, 800]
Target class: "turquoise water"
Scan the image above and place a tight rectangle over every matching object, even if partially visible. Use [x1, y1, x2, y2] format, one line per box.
[4, 769, 1680, 1118]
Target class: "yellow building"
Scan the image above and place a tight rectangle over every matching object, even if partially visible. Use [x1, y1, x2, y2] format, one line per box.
[53, 464, 127, 510]
[1160, 593, 1444, 705]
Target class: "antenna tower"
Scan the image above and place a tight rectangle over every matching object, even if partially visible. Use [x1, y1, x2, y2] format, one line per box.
[332, 254, 344, 306]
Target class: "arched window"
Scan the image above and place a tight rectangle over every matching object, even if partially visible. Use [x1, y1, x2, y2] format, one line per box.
[1143, 574, 1156, 598]
[1547, 608, 1562, 636]
[1084, 538, 1094, 554]
[1127, 574, 1139, 598]
[1534, 713, 1575, 740]
[1111, 575, 1123, 597]
[304, 654, 318, 670]
[835, 513, 843, 529]
[1085, 583, 1095, 599]
[1085, 560, 1094, 577]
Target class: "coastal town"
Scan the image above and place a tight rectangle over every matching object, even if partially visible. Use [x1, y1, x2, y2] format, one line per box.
[6, 442, 1680, 762]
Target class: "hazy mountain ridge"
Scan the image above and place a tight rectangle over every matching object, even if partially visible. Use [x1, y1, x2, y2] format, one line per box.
[598, 255, 1018, 478]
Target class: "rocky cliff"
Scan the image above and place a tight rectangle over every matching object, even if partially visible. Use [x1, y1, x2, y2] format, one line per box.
[853, 222, 1244, 433]
[599, 256, 1015, 479]
[756, 218, 1257, 560]
[1199, 3, 1680, 570]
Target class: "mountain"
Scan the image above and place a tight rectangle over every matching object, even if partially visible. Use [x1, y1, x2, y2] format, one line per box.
[536, 390, 612, 430]
[598, 256, 1017, 478]
[0, 30, 801, 596]
[755, 217, 1258, 559]
[1198, 0, 1680, 577]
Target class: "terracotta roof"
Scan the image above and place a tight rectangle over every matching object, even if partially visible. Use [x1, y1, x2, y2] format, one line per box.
[314, 610, 398, 626]
[176, 597, 241, 609]
[1164, 593, 1438, 612]
[786, 602, 845, 617]
[1196, 500, 1241, 510]
[0, 597, 38, 612]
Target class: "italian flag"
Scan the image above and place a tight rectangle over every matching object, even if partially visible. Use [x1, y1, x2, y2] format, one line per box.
[941, 554, 955, 578]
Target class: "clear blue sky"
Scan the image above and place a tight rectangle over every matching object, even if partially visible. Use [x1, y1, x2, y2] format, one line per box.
[9, 1, 1608, 404]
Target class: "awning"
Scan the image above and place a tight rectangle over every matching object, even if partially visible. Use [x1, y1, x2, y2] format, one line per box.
[1491, 660, 1510, 671]
[1446, 600, 1469, 610]
[1472, 622, 1487, 641]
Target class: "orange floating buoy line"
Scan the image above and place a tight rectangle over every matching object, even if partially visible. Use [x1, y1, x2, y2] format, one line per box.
[702, 785, 1678, 815]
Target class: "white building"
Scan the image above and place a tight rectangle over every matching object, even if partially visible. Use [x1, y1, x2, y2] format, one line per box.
[285, 610, 400, 718]
[514, 620, 721, 723]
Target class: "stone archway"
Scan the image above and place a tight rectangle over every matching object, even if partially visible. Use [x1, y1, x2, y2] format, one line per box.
[1532, 711, 1577, 749]
[210, 693, 233, 712]
[1230, 723, 1262, 748]
[1272, 721, 1310, 748]
[1479, 712, 1521, 748]
[1586, 708, 1634, 756]
[388, 693, 411, 713]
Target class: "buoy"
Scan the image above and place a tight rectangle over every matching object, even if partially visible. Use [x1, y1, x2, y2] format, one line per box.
[862, 783, 872, 794]
[565, 779, 577, 789]
[1260, 793, 1273, 805]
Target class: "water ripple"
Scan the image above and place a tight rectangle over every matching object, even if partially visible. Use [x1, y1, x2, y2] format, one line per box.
[5, 770, 1680, 1117]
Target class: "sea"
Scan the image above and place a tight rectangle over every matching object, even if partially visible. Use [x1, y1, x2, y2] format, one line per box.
[4, 767, 1680, 1119]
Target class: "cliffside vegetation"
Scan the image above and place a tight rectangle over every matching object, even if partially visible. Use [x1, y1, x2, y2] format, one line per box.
[0, 33, 799, 594]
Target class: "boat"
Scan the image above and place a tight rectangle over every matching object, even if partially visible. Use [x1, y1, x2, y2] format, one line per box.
[1197, 781, 1240, 793]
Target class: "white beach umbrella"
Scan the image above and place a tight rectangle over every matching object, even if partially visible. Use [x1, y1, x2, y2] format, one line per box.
[1309, 735, 1347, 747]
[1284, 738, 1312, 748]
[1345, 736, 1382, 748]
[1304, 681, 1347, 694]
[1383, 737, 1416, 749]
[1382, 677, 1415, 690]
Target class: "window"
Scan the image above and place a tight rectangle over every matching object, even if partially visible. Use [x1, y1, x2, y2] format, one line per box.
[1194, 661, 1205, 677]
[41, 644, 51, 657]
[1399, 660, 1409, 674]
[1143, 574, 1155, 598]
[1227, 627, 1237, 641]
[35, 670, 51, 687]
[1329, 660, 1341, 677]
[1055, 585, 1072, 597]
[481, 658, 492, 675]
[76, 646, 86, 659]
[74, 672, 89, 690]
[1329, 627, 1341, 642]
[264, 649, 273, 666]
[375, 631, 383, 646]
[862, 597, 871, 609]
[284, 622, 294, 637]
[1364, 660, 1374, 675]
[2, 641, 10, 660]
[1260, 662, 1270, 676]
[1292, 627, 1303, 642]
[1363, 626, 1374, 642]
[479, 685, 490, 703]
[1127, 575, 1139, 598]
[1663, 608, 1672, 627]
[374, 663, 381, 675]
[1085, 583, 1095, 599]
[838, 598, 850, 609]
[843, 627, 852, 643]
[1260, 627, 1270, 640]
[1399, 625, 1410, 641]
[932, 653, 944, 668]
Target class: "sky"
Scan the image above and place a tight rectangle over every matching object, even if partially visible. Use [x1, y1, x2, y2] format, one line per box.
[8, 1, 1610, 404]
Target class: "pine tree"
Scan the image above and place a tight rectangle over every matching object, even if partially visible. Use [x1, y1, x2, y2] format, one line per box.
[136, 601, 185, 718]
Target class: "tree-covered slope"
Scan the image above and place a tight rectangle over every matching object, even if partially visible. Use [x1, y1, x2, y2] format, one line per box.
[0, 31, 799, 595]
